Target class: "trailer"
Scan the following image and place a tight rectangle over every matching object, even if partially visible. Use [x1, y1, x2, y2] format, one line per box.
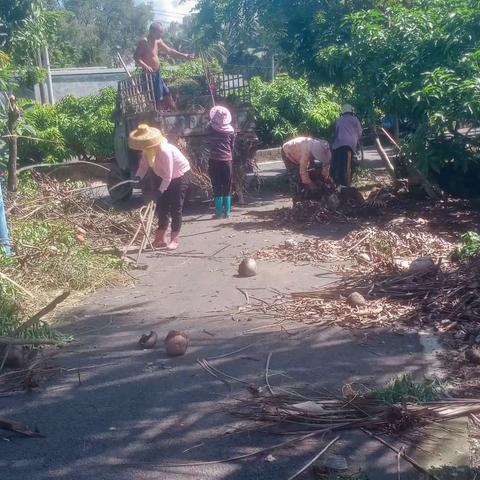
[109, 71, 258, 202]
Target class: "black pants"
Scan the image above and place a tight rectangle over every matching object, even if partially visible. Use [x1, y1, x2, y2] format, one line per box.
[331, 146, 353, 187]
[209, 159, 233, 197]
[157, 171, 191, 232]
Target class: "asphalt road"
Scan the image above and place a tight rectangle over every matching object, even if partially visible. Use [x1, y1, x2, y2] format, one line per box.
[0, 168, 456, 480]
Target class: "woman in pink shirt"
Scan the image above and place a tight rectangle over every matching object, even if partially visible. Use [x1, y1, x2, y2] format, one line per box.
[130, 125, 191, 250]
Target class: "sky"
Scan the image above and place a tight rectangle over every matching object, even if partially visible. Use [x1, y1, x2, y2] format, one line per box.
[149, 0, 198, 23]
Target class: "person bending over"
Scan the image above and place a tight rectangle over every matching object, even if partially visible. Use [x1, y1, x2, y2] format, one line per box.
[281, 136, 332, 204]
[129, 124, 191, 250]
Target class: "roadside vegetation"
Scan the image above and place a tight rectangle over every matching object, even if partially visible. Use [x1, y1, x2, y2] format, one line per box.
[0, 174, 132, 341]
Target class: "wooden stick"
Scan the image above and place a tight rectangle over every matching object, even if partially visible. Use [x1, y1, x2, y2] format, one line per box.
[287, 436, 340, 480]
[0, 290, 70, 370]
[13, 290, 70, 335]
[361, 429, 441, 480]
[265, 351, 275, 396]
[0, 336, 61, 345]
[373, 133, 396, 180]
[122, 430, 328, 468]
[0, 417, 43, 437]
[136, 201, 155, 264]
[0, 271, 34, 298]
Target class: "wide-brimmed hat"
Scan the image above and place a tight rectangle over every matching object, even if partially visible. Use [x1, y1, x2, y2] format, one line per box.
[128, 124, 165, 151]
[341, 104, 354, 114]
[209, 106, 234, 133]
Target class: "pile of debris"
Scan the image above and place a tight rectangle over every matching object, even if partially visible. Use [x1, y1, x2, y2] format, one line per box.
[257, 217, 455, 274]
[7, 173, 139, 249]
[244, 257, 479, 331]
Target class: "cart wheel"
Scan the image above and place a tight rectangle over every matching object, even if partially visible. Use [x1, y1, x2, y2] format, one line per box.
[108, 164, 133, 202]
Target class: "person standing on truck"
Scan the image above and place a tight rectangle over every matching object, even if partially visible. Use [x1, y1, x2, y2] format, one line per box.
[129, 124, 192, 251]
[331, 104, 363, 187]
[281, 136, 332, 204]
[207, 106, 235, 219]
[134, 22, 194, 111]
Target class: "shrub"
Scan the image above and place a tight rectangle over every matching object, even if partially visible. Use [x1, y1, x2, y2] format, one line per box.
[249, 75, 341, 146]
[19, 87, 116, 164]
[451, 232, 480, 261]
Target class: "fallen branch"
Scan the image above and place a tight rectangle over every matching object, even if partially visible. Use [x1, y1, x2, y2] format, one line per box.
[0, 336, 61, 345]
[0, 271, 34, 298]
[361, 429, 441, 480]
[13, 290, 70, 335]
[0, 417, 42, 437]
[121, 430, 326, 468]
[373, 132, 396, 180]
[287, 436, 340, 480]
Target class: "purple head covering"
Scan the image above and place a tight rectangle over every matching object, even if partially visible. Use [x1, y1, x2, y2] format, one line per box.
[209, 106, 234, 133]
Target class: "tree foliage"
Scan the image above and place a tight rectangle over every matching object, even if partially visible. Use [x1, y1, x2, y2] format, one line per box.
[47, 0, 153, 67]
[19, 88, 116, 164]
[193, 0, 480, 196]
[249, 75, 340, 146]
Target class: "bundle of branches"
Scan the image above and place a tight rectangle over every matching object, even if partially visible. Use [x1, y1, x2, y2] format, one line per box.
[7, 173, 138, 248]
[232, 389, 480, 436]
[2, 173, 135, 312]
[178, 132, 258, 198]
[251, 258, 479, 330]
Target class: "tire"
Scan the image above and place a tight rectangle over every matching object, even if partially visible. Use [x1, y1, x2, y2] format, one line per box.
[107, 163, 133, 202]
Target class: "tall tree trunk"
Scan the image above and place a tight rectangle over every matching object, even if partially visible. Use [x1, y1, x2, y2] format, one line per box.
[6, 95, 20, 193]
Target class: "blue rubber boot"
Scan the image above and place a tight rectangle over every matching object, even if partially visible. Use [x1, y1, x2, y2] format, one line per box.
[214, 197, 223, 218]
[224, 196, 232, 218]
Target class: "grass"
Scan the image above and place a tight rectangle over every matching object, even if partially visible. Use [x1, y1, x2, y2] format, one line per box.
[371, 374, 445, 404]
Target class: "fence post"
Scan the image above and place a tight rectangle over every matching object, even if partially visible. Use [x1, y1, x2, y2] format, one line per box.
[0, 179, 11, 256]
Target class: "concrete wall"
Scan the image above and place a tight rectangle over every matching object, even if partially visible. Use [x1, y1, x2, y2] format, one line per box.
[33, 67, 128, 102]
[256, 147, 281, 164]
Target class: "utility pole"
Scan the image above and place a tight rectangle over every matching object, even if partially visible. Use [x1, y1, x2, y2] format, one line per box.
[42, 45, 55, 105]
[271, 53, 275, 82]
[36, 50, 47, 104]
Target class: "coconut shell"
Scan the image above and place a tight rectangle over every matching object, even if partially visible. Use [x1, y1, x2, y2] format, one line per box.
[347, 292, 367, 307]
[408, 256, 436, 274]
[239, 258, 257, 277]
[165, 330, 189, 357]
[465, 348, 480, 365]
[139, 331, 158, 349]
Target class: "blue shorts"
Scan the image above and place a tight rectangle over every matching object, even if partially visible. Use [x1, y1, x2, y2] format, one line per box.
[152, 70, 170, 102]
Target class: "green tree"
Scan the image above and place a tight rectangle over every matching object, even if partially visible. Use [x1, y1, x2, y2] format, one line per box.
[48, 0, 153, 67]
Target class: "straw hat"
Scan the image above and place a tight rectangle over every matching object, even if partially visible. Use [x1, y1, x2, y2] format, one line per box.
[128, 124, 165, 151]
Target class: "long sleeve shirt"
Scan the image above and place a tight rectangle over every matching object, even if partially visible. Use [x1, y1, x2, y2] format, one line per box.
[282, 137, 331, 184]
[207, 125, 235, 161]
[136, 142, 191, 192]
[331, 113, 363, 152]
